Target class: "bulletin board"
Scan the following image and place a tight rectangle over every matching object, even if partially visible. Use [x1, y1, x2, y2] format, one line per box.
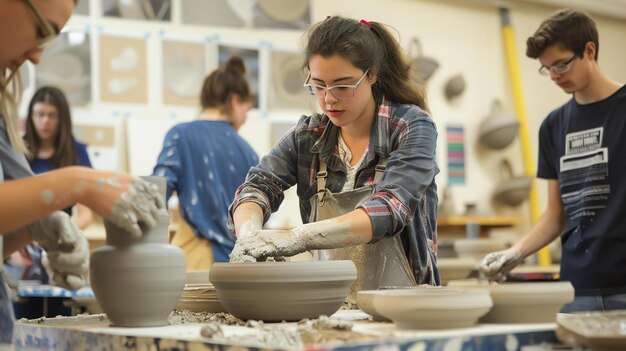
[99, 35, 148, 104]
[162, 40, 207, 107]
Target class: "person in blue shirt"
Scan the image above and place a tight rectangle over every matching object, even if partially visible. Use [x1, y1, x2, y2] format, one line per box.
[24, 86, 93, 229]
[154, 56, 259, 268]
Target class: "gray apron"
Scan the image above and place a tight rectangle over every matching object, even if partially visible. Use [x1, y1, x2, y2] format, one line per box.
[309, 159, 416, 301]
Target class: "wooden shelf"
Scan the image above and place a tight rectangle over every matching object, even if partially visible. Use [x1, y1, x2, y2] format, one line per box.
[437, 215, 524, 229]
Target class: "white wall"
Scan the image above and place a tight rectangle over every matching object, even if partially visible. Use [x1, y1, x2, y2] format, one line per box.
[26, 0, 626, 234]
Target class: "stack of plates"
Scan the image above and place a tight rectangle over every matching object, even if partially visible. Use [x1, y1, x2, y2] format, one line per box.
[175, 270, 226, 313]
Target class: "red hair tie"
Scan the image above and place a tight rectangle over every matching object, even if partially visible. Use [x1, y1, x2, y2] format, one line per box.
[360, 19, 371, 27]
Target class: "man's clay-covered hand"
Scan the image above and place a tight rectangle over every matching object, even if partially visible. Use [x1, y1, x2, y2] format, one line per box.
[479, 248, 523, 282]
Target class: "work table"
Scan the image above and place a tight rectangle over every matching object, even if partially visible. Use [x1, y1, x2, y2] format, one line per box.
[13, 310, 561, 351]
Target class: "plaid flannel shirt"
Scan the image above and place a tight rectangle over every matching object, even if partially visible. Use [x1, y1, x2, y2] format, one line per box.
[229, 98, 440, 284]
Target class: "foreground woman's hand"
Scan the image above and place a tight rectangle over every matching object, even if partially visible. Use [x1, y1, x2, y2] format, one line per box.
[76, 168, 165, 237]
[30, 211, 81, 253]
[0, 167, 163, 236]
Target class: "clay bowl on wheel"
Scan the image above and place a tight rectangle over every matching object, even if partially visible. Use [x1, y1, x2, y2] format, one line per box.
[209, 260, 357, 322]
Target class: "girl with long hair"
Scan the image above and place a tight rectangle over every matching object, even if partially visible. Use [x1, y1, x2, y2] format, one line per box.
[230, 16, 439, 292]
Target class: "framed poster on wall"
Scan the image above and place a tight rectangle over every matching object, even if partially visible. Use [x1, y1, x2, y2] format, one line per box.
[162, 39, 208, 107]
[267, 50, 308, 111]
[99, 34, 148, 104]
[36, 31, 92, 105]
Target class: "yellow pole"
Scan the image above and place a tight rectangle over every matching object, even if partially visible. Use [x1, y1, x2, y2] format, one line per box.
[500, 7, 551, 266]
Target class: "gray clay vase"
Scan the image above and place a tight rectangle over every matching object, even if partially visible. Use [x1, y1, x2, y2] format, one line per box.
[479, 100, 520, 150]
[493, 159, 533, 207]
[444, 73, 466, 101]
[409, 37, 439, 83]
[210, 260, 357, 322]
[90, 176, 186, 327]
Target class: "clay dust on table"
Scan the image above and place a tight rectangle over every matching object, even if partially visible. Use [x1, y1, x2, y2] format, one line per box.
[196, 314, 380, 349]
[169, 310, 246, 326]
[19, 311, 381, 348]
[17, 314, 109, 326]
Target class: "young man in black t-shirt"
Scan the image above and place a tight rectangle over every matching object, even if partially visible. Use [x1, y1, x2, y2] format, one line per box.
[480, 9, 626, 313]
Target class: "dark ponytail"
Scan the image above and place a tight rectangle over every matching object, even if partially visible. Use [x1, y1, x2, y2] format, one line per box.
[303, 16, 428, 111]
[200, 56, 251, 115]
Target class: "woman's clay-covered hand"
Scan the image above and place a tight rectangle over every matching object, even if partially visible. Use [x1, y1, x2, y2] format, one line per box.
[75, 168, 165, 237]
[0, 167, 163, 236]
[229, 214, 367, 262]
[28, 212, 89, 290]
[229, 229, 307, 262]
[29, 211, 81, 252]
[41, 227, 90, 290]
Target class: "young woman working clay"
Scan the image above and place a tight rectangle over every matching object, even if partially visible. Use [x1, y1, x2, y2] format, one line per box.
[154, 56, 258, 268]
[229, 16, 440, 291]
[0, 0, 162, 343]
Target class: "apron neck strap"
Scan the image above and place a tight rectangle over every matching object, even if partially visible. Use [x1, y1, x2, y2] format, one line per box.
[373, 158, 388, 183]
[316, 156, 388, 207]
[316, 161, 328, 207]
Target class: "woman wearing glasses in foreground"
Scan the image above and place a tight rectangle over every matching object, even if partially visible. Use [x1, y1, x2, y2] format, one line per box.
[229, 16, 440, 292]
[0, 0, 163, 343]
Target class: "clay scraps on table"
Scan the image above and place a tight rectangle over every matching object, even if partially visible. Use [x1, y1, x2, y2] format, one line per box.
[17, 314, 109, 326]
[169, 310, 246, 326]
[198, 314, 380, 349]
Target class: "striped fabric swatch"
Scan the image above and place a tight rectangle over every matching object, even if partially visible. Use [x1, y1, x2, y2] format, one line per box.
[446, 124, 465, 184]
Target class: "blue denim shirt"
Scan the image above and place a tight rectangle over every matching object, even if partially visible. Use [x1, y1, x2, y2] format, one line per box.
[154, 120, 259, 262]
[230, 98, 440, 284]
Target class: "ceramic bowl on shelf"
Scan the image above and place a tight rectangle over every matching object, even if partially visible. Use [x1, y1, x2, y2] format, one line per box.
[372, 287, 492, 329]
[448, 281, 574, 323]
[478, 101, 520, 150]
[453, 238, 504, 261]
[209, 260, 356, 322]
[437, 257, 476, 283]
